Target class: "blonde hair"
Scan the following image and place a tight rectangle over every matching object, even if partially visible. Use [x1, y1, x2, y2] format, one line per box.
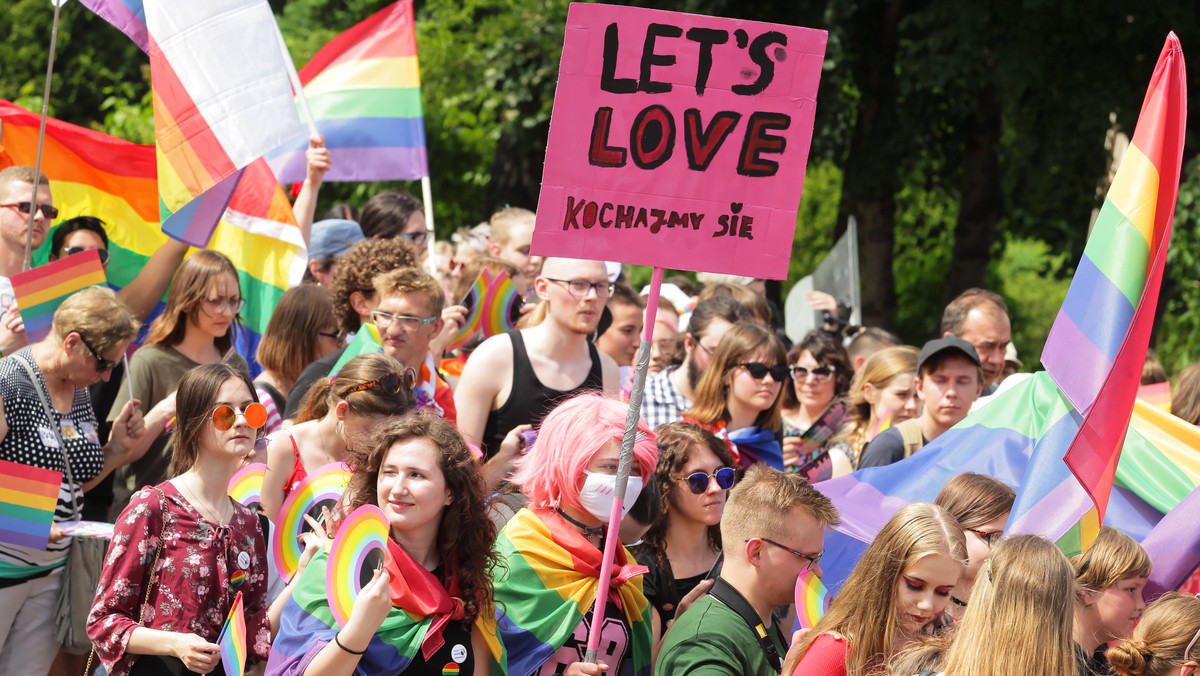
[796, 502, 966, 676]
[488, 207, 535, 246]
[940, 534, 1076, 676]
[372, 267, 446, 317]
[1107, 593, 1200, 676]
[719, 464, 839, 562]
[1071, 526, 1152, 597]
[834, 345, 918, 463]
[51, 286, 139, 353]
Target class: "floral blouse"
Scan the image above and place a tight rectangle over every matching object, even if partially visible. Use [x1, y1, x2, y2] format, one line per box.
[86, 481, 271, 676]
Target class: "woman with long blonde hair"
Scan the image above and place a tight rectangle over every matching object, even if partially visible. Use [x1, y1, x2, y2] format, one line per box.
[827, 346, 919, 476]
[788, 503, 966, 676]
[1107, 592, 1200, 676]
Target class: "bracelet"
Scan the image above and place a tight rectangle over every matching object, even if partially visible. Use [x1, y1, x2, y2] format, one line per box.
[333, 632, 367, 655]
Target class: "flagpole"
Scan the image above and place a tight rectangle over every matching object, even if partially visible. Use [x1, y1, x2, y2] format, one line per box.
[584, 265, 664, 665]
[25, 0, 66, 272]
[420, 175, 436, 273]
[271, 20, 320, 138]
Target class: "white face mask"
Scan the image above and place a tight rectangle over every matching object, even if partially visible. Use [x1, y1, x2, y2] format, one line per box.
[577, 471, 644, 523]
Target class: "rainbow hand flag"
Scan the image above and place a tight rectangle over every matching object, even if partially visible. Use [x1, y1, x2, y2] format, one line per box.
[267, 0, 429, 183]
[218, 591, 246, 676]
[1038, 33, 1186, 535]
[10, 249, 106, 343]
[145, 0, 302, 246]
[0, 459, 62, 550]
[793, 568, 830, 630]
[329, 323, 382, 375]
[490, 508, 652, 676]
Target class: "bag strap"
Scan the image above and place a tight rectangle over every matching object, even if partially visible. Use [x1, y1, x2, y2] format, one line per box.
[140, 488, 169, 623]
[895, 418, 926, 459]
[14, 354, 81, 521]
[708, 576, 782, 671]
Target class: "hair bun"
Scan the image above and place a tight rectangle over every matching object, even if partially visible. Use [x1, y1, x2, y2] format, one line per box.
[1106, 638, 1150, 675]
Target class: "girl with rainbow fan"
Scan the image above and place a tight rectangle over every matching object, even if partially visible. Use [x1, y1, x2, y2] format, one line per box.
[266, 412, 501, 676]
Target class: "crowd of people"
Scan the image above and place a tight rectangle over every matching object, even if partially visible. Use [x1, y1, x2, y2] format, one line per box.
[0, 159, 1197, 676]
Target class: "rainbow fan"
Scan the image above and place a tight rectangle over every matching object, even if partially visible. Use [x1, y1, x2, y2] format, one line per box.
[273, 462, 352, 580]
[326, 505, 390, 627]
[794, 567, 831, 630]
[227, 463, 267, 512]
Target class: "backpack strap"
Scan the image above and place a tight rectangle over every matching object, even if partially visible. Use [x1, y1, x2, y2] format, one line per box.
[894, 418, 926, 459]
[708, 576, 782, 671]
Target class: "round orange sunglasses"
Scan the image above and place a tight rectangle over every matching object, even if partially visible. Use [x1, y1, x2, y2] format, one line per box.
[211, 403, 268, 431]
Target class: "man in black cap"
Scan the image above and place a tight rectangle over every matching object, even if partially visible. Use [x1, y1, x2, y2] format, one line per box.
[857, 336, 983, 468]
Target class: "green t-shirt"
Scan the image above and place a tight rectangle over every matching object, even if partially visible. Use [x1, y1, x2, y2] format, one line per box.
[655, 593, 786, 676]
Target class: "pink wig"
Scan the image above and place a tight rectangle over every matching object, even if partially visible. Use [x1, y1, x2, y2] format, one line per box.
[511, 393, 658, 512]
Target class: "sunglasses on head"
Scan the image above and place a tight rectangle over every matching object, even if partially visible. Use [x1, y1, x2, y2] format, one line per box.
[340, 370, 415, 398]
[212, 403, 268, 431]
[64, 246, 109, 266]
[738, 362, 788, 381]
[790, 364, 836, 383]
[677, 466, 737, 494]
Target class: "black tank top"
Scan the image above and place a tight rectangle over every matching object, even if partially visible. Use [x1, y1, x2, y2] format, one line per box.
[481, 330, 604, 458]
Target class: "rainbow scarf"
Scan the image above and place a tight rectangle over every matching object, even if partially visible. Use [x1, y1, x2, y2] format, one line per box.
[266, 545, 499, 675]
[490, 508, 652, 676]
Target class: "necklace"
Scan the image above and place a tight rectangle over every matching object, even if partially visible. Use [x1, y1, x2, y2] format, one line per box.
[556, 508, 606, 539]
[178, 476, 230, 525]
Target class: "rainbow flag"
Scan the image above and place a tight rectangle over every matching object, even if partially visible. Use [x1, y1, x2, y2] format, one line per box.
[490, 508, 652, 676]
[217, 591, 246, 676]
[1137, 381, 1172, 411]
[1142, 482, 1200, 599]
[267, 0, 429, 183]
[793, 568, 830, 630]
[0, 459, 62, 550]
[329, 323, 382, 375]
[1038, 34, 1186, 532]
[78, 0, 149, 51]
[870, 410, 893, 438]
[0, 99, 307, 374]
[145, 0, 302, 246]
[10, 249, 106, 342]
[266, 548, 501, 675]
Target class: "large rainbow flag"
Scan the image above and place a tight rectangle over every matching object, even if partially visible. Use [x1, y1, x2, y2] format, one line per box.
[1037, 33, 1187, 533]
[145, 0, 301, 246]
[0, 99, 306, 371]
[267, 0, 429, 184]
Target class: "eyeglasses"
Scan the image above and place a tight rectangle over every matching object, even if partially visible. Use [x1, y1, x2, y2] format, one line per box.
[202, 296, 245, 315]
[1185, 621, 1200, 663]
[1, 202, 58, 219]
[64, 246, 109, 266]
[676, 467, 736, 494]
[754, 538, 824, 568]
[965, 527, 1003, 548]
[212, 403, 268, 431]
[77, 333, 117, 372]
[340, 370, 415, 398]
[370, 310, 437, 332]
[399, 231, 428, 247]
[739, 362, 788, 381]
[790, 364, 836, 383]
[317, 329, 341, 340]
[544, 278, 616, 299]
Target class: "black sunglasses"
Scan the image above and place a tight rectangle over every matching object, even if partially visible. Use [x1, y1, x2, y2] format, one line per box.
[77, 333, 117, 371]
[738, 362, 788, 381]
[677, 467, 737, 494]
[64, 246, 109, 266]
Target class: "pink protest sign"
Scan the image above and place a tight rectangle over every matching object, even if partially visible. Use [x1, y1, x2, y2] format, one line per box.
[532, 4, 827, 280]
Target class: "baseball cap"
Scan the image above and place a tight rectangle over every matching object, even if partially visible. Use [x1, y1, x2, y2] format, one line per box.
[918, 336, 981, 373]
[310, 219, 365, 260]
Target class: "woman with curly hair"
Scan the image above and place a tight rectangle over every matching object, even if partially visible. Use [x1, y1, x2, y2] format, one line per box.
[267, 411, 500, 676]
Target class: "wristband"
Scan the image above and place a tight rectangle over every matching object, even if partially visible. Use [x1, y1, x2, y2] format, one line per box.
[334, 632, 367, 655]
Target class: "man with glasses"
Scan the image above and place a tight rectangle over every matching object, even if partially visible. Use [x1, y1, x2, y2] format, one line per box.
[369, 267, 455, 420]
[0, 166, 54, 354]
[455, 256, 619, 488]
[656, 464, 840, 676]
[642, 296, 750, 429]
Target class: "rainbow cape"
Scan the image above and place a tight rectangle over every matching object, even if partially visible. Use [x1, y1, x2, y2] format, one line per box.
[267, 0, 429, 183]
[145, 0, 302, 246]
[1037, 33, 1186, 536]
[0, 459, 62, 550]
[10, 249, 106, 343]
[0, 99, 306, 373]
[265, 548, 500, 675]
[217, 591, 246, 676]
[490, 508, 652, 676]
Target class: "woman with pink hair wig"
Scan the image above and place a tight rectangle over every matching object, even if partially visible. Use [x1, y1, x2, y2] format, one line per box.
[492, 394, 658, 676]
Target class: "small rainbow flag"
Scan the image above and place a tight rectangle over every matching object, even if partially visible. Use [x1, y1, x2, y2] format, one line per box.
[329, 323, 382, 376]
[870, 409, 893, 439]
[0, 459, 63, 550]
[10, 249, 106, 343]
[793, 568, 830, 630]
[1137, 381, 1172, 412]
[218, 591, 246, 676]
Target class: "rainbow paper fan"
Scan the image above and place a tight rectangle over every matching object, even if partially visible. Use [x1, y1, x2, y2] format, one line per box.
[794, 567, 831, 630]
[447, 269, 523, 351]
[273, 462, 352, 580]
[227, 463, 266, 511]
[326, 505, 390, 627]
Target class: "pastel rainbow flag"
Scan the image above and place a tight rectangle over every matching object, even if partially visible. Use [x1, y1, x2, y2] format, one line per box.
[1039, 34, 1186, 535]
[1142, 482, 1200, 598]
[0, 99, 307, 374]
[267, 0, 429, 184]
[10, 249, 106, 343]
[793, 568, 830, 630]
[217, 591, 246, 676]
[145, 0, 302, 246]
[869, 409, 893, 439]
[78, 0, 149, 51]
[0, 459, 62, 550]
[329, 323, 382, 375]
[1137, 381, 1172, 412]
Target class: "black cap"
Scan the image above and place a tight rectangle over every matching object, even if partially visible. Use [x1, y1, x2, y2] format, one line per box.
[918, 336, 981, 373]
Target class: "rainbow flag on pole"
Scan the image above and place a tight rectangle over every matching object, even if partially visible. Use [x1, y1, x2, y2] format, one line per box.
[78, 0, 149, 51]
[145, 0, 302, 246]
[217, 591, 246, 676]
[1037, 33, 1186, 538]
[10, 249, 106, 343]
[267, 0, 429, 183]
[0, 459, 62, 550]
